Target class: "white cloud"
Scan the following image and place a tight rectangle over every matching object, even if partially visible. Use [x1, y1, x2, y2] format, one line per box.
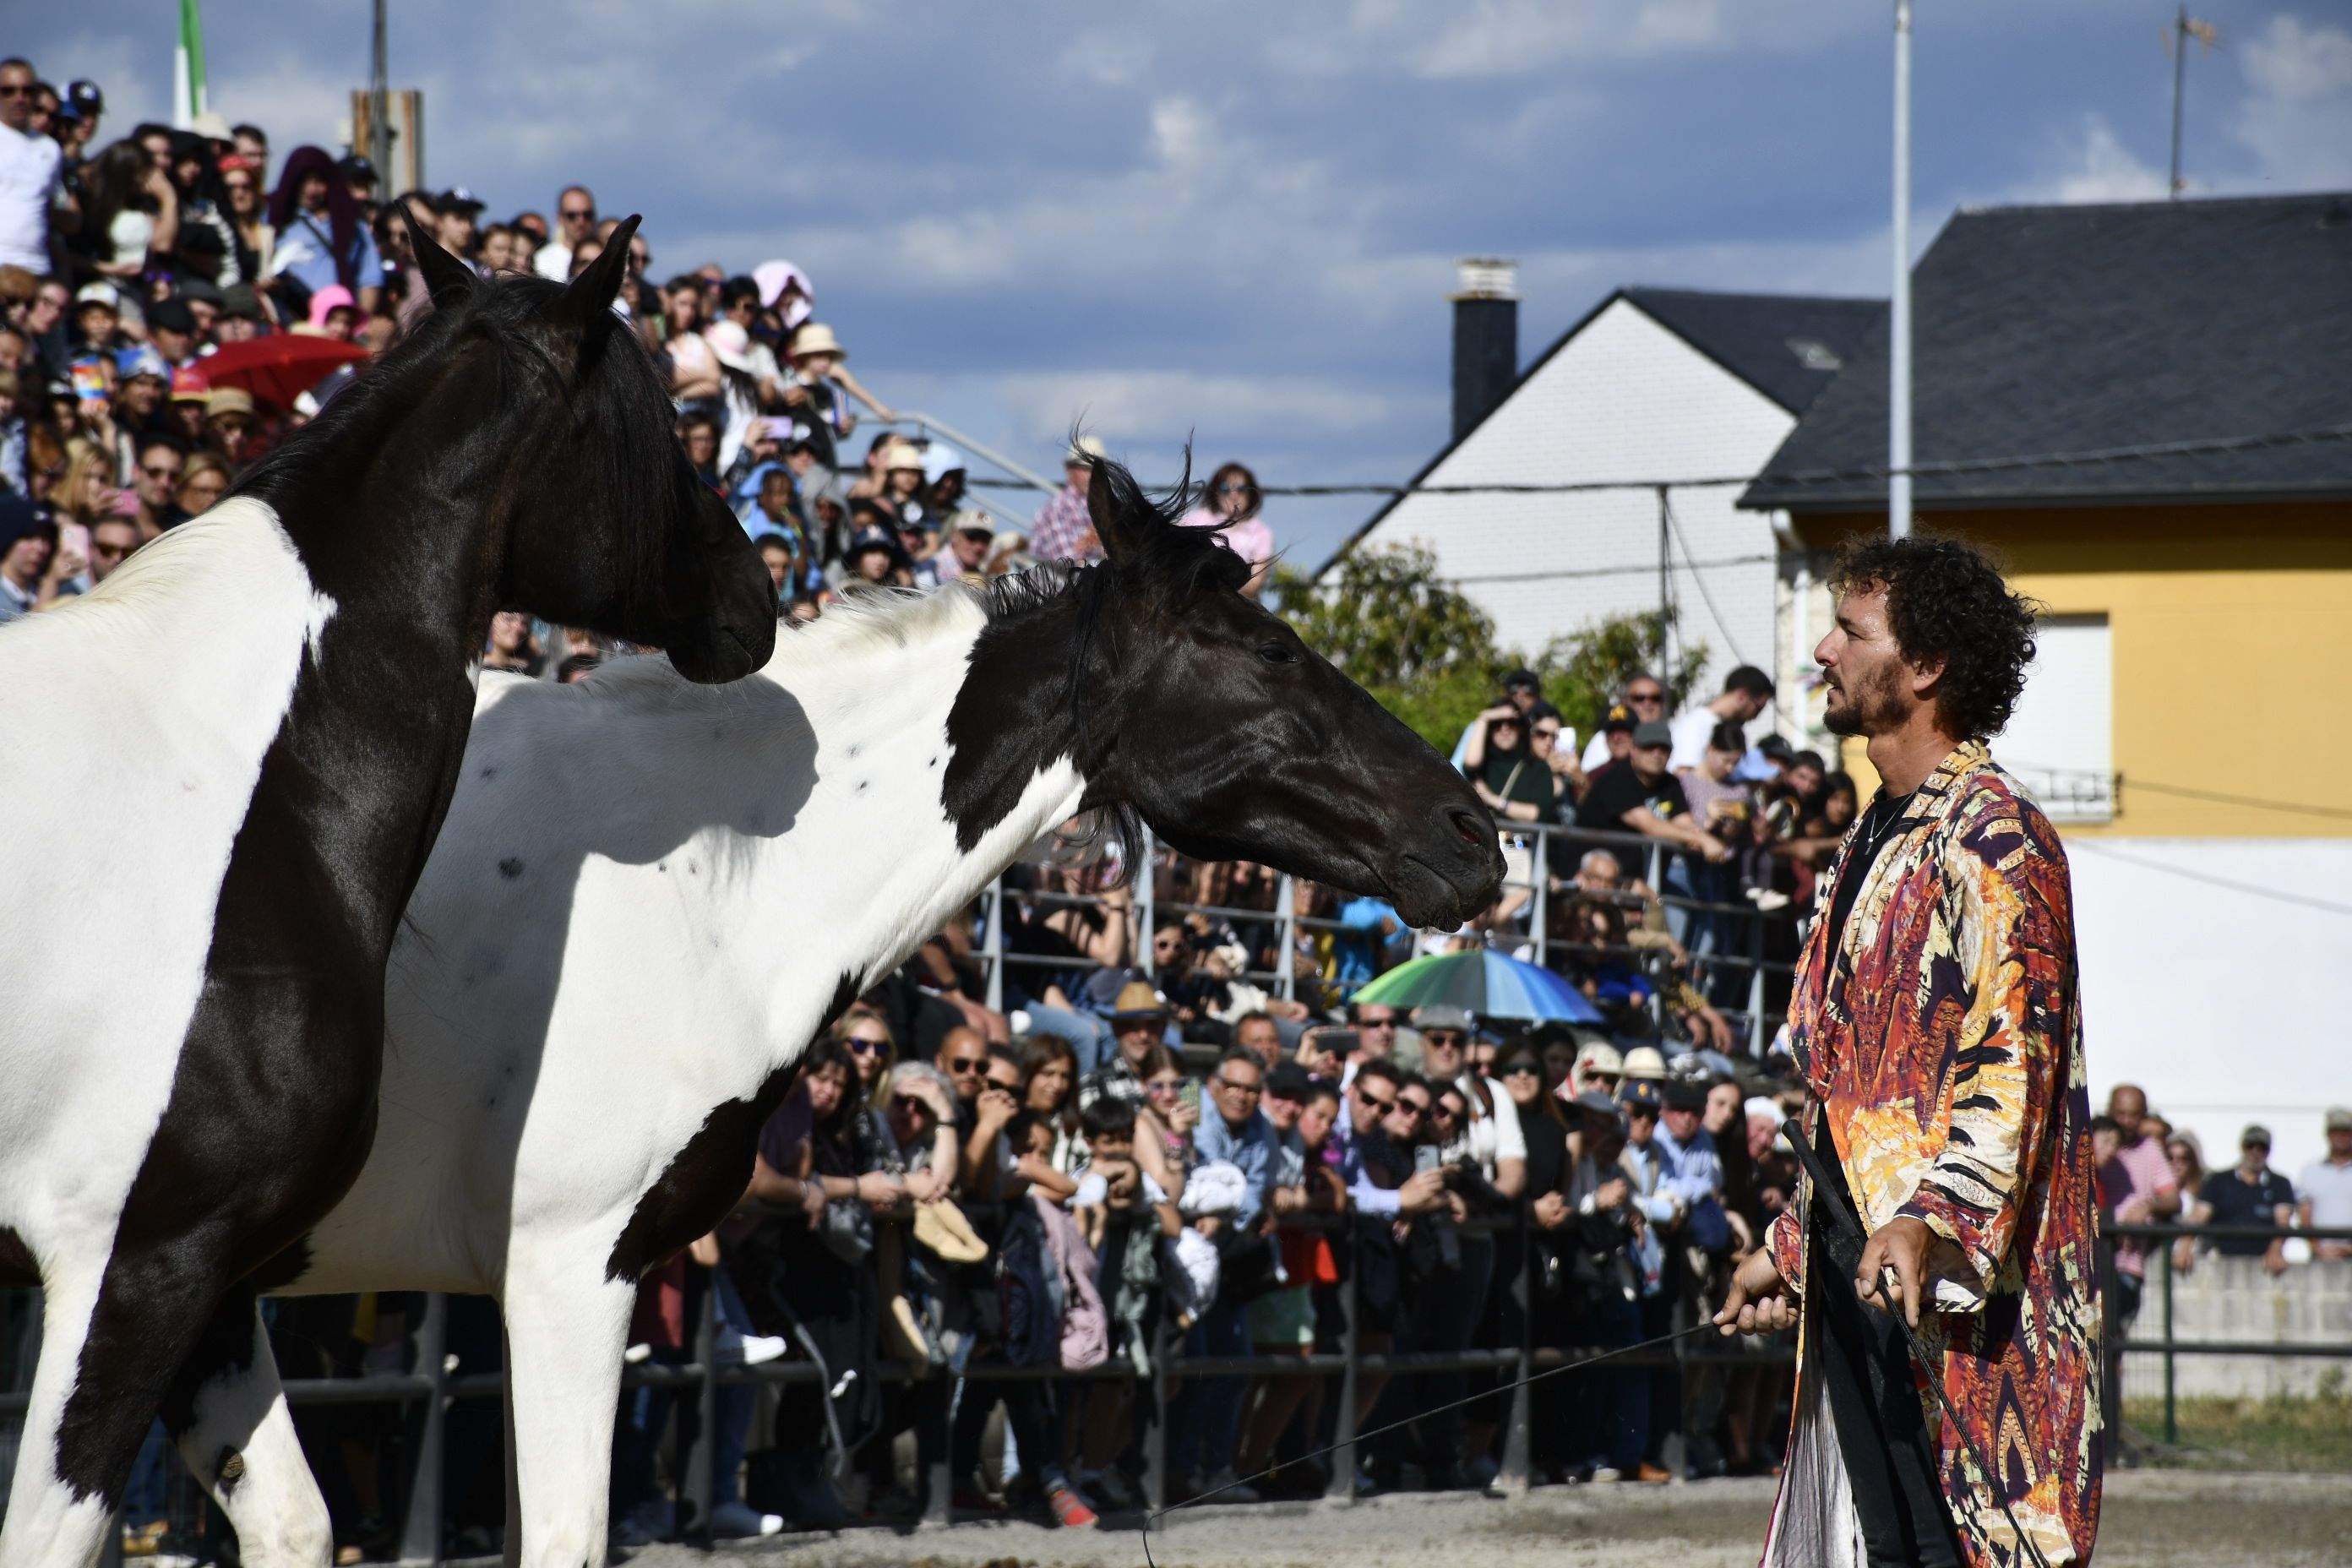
[2041, 114, 2165, 204]
[983, 368, 1429, 447]
[2231, 14, 2352, 191]
[1273, 0, 1737, 79]
[1063, 30, 1152, 87]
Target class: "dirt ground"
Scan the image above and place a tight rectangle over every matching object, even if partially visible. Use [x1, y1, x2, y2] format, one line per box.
[626, 1471, 2351, 1568]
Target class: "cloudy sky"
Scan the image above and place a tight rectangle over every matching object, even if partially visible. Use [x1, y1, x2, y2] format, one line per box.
[27, 1, 2352, 563]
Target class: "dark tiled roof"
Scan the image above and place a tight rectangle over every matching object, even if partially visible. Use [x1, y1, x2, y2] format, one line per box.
[1742, 193, 2352, 511]
[1621, 287, 1882, 415]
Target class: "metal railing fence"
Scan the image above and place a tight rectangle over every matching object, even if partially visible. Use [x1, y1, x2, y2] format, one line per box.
[981, 819, 1800, 1054]
[0, 1210, 1778, 1565]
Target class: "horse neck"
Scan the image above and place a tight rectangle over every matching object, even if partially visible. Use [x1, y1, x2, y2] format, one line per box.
[735, 588, 1092, 1003]
[249, 348, 515, 666]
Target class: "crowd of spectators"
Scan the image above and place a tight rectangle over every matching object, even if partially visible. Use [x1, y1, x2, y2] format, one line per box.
[5, 55, 2346, 1568]
[0, 54, 1275, 630]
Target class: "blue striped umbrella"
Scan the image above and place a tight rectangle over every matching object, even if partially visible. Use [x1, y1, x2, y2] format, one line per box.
[1353, 947, 1603, 1024]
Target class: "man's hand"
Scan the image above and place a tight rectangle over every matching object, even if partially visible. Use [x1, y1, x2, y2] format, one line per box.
[1531, 1190, 1571, 1229]
[1591, 1175, 1631, 1212]
[1195, 1214, 1224, 1239]
[1398, 1168, 1447, 1214]
[798, 1180, 828, 1225]
[2264, 1240, 2289, 1278]
[1856, 1215, 1935, 1328]
[1696, 831, 1732, 864]
[974, 1086, 1018, 1131]
[857, 1171, 904, 1211]
[1714, 1246, 1794, 1337]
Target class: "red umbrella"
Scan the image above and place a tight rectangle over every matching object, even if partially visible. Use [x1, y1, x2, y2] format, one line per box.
[197, 335, 372, 411]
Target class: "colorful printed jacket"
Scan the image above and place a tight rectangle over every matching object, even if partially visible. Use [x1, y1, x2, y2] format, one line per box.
[1760, 741, 2103, 1568]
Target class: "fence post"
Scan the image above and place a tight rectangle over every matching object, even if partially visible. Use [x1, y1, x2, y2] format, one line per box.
[1139, 829, 1157, 978]
[1497, 1217, 1533, 1495]
[1745, 904, 1767, 1057]
[2160, 1239, 2177, 1447]
[1277, 874, 1298, 1002]
[983, 875, 1004, 1014]
[398, 1292, 448, 1567]
[1528, 830, 1549, 968]
[1326, 1233, 1360, 1503]
[684, 1278, 718, 1543]
[1146, 1315, 1172, 1514]
[926, 1372, 953, 1527]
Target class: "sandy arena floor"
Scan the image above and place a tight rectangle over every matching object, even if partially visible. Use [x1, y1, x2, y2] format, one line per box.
[622, 1471, 2351, 1568]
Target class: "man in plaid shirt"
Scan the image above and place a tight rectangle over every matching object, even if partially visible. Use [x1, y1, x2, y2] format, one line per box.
[1031, 436, 1107, 564]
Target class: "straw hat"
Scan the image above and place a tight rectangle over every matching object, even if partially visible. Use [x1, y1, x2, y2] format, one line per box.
[790, 322, 846, 361]
[1620, 1045, 1669, 1081]
[1109, 980, 1169, 1021]
[204, 387, 257, 422]
[883, 441, 926, 474]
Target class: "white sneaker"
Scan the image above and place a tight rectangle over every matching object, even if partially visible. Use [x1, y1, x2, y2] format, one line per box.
[739, 1333, 790, 1365]
[1751, 890, 1791, 912]
[709, 1500, 786, 1538]
[1588, 1465, 1623, 1484]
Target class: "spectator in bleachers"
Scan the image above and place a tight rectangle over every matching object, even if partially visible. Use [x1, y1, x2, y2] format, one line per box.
[1573, 671, 1661, 769]
[1079, 981, 1170, 1109]
[1177, 460, 1274, 598]
[2191, 1124, 2295, 1276]
[1575, 721, 1732, 890]
[2298, 1107, 2352, 1260]
[1668, 665, 1775, 772]
[0, 58, 62, 277]
[2101, 1082, 2179, 1331]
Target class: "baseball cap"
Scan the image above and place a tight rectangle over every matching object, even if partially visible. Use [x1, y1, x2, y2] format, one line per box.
[1631, 720, 1674, 750]
[1618, 1080, 1663, 1114]
[177, 277, 224, 308]
[75, 281, 121, 310]
[340, 154, 380, 188]
[1662, 1077, 1708, 1113]
[1600, 703, 1636, 733]
[67, 80, 104, 116]
[2326, 1107, 2352, 1134]
[220, 283, 266, 321]
[437, 186, 486, 216]
[145, 297, 197, 335]
[1265, 1062, 1314, 1101]
[114, 346, 167, 383]
[169, 366, 210, 403]
[949, 510, 994, 540]
[1413, 1004, 1474, 1035]
[2240, 1123, 2272, 1148]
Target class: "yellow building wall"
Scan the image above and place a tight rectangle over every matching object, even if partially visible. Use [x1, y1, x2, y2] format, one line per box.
[1797, 503, 2352, 838]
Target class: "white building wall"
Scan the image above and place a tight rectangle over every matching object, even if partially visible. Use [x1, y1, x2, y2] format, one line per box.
[2068, 837, 2352, 1171]
[1342, 299, 1799, 725]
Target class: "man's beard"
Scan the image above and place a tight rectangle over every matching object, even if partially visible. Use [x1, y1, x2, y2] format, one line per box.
[1822, 664, 1898, 738]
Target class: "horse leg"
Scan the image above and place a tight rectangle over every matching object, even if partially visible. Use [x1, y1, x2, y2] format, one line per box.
[0, 1249, 113, 1568]
[0, 1236, 261, 1568]
[499, 1248, 639, 1568]
[162, 1288, 333, 1568]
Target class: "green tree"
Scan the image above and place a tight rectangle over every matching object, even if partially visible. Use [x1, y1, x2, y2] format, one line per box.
[1274, 546, 1707, 752]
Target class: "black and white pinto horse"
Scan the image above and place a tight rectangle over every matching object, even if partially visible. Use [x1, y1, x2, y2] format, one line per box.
[0, 218, 776, 1565]
[194, 460, 1505, 1565]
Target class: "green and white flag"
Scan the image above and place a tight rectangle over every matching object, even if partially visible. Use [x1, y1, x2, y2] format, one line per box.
[173, 0, 208, 128]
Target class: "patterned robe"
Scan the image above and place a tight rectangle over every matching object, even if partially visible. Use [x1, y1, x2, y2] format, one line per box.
[1760, 741, 2103, 1568]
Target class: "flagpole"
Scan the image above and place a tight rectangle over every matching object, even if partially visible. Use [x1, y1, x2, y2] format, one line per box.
[1888, 0, 1914, 540]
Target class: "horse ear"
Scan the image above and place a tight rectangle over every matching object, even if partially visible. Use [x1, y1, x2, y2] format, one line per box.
[555, 213, 639, 329]
[1086, 458, 1145, 565]
[399, 201, 476, 309]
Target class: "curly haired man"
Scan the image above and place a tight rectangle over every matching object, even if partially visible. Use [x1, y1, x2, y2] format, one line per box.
[1717, 536, 2101, 1567]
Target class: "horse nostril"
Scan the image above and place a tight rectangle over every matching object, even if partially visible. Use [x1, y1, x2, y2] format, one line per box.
[1447, 808, 1486, 848]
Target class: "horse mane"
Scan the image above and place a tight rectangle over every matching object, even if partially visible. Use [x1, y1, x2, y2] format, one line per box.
[231, 272, 683, 599]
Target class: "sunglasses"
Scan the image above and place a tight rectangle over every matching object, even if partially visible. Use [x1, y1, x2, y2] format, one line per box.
[1353, 1088, 1396, 1111]
[1424, 1032, 1465, 1048]
[1534, 727, 1561, 739]
[1501, 1062, 1540, 1077]
[0, 86, 28, 101]
[1359, 1016, 1396, 1029]
[560, 206, 596, 220]
[946, 1056, 985, 1075]
[1628, 689, 1664, 702]
[140, 464, 180, 479]
[1392, 1101, 1426, 1119]
[847, 1036, 889, 1056]
[1146, 1079, 1184, 1096]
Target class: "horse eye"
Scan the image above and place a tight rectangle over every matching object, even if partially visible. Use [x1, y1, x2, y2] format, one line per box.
[1258, 640, 1299, 666]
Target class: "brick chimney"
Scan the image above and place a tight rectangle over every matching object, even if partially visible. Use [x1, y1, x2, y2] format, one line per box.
[1451, 257, 1518, 442]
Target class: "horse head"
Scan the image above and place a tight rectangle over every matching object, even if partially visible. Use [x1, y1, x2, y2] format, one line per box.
[1063, 458, 1504, 931]
[402, 209, 775, 683]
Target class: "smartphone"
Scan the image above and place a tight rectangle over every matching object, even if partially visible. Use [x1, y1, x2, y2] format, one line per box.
[1304, 1026, 1357, 1059]
[1179, 1080, 1200, 1117]
[1413, 1145, 1442, 1175]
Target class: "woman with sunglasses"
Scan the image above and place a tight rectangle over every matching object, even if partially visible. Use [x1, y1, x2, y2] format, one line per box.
[1176, 460, 1274, 598]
